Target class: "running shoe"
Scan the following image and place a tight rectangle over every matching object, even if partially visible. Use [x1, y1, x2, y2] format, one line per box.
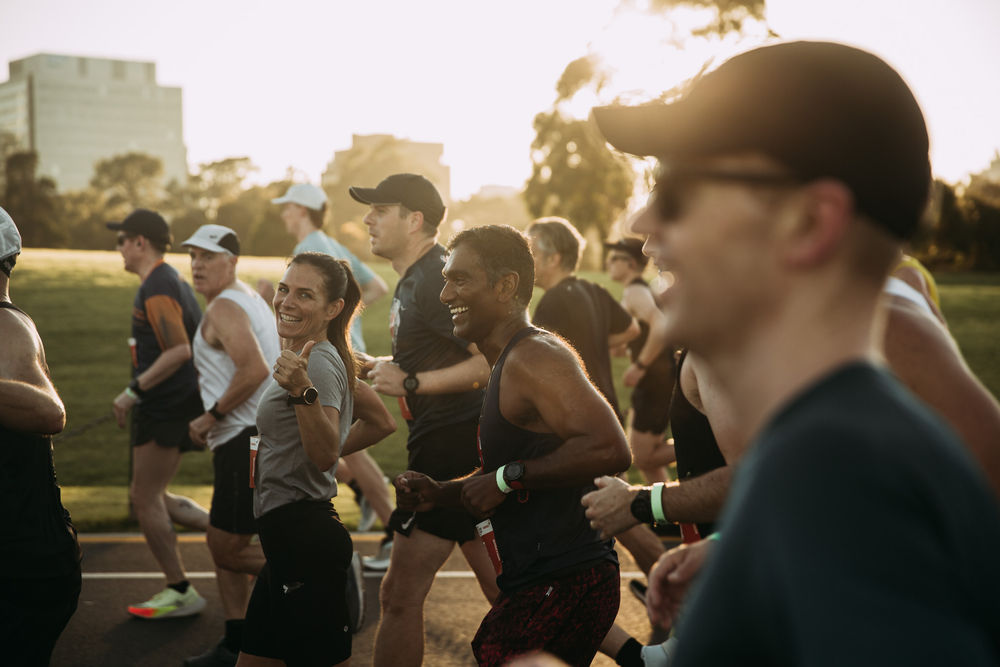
[358, 495, 377, 532]
[361, 539, 393, 571]
[127, 585, 206, 619]
[183, 638, 237, 667]
[345, 551, 365, 633]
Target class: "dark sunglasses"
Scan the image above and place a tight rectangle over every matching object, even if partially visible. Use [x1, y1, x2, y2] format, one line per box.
[654, 166, 802, 221]
[116, 233, 134, 246]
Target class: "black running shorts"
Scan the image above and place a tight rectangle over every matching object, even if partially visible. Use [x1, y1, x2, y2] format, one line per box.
[389, 419, 480, 544]
[243, 500, 353, 666]
[130, 392, 204, 452]
[209, 427, 258, 535]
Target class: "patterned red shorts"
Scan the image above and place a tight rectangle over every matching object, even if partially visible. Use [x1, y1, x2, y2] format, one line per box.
[471, 560, 620, 667]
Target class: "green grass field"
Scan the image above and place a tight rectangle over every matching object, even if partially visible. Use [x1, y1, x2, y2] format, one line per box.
[12, 249, 1000, 531]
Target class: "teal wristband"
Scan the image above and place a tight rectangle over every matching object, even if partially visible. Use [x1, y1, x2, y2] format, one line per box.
[651, 482, 667, 524]
[496, 466, 513, 494]
[124, 386, 139, 400]
[707, 532, 721, 542]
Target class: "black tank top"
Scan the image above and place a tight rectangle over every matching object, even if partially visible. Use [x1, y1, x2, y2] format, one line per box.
[478, 327, 617, 592]
[0, 301, 79, 576]
[669, 349, 726, 536]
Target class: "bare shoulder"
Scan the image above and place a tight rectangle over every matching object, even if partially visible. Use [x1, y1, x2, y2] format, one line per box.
[504, 331, 583, 380]
[0, 305, 44, 377]
[884, 297, 957, 359]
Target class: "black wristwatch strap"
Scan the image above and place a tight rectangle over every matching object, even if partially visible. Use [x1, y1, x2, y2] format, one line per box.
[208, 402, 225, 420]
[630, 489, 655, 525]
[128, 377, 145, 397]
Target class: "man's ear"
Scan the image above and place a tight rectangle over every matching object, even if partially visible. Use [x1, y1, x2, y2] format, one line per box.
[496, 271, 520, 303]
[406, 210, 425, 234]
[781, 179, 854, 268]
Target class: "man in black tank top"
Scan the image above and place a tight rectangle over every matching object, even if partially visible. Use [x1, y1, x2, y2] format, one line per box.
[394, 226, 631, 667]
[0, 208, 81, 666]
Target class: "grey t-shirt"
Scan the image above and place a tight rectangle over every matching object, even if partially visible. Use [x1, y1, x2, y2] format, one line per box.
[253, 340, 352, 518]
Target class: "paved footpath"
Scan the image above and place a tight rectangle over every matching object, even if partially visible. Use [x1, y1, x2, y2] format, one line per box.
[51, 532, 675, 666]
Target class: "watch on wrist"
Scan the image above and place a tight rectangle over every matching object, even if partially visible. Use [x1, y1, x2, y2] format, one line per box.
[403, 372, 420, 396]
[502, 460, 526, 491]
[128, 377, 145, 397]
[630, 489, 655, 525]
[634, 359, 648, 371]
[287, 386, 319, 406]
[207, 402, 226, 420]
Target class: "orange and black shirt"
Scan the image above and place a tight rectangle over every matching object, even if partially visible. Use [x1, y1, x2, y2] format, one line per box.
[131, 261, 202, 414]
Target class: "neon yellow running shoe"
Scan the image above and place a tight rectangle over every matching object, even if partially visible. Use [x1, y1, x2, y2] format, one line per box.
[128, 585, 206, 619]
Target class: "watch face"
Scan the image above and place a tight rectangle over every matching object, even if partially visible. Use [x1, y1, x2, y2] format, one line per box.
[403, 375, 419, 393]
[302, 386, 319, 404]
[505, 460, 525, 482]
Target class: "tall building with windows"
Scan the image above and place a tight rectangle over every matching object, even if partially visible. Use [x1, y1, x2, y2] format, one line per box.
[0, 53, 187, 191]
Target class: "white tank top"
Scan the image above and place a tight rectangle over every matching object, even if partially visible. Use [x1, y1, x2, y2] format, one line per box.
[193, 283, 281, 449]
[884, 276, 934, 318]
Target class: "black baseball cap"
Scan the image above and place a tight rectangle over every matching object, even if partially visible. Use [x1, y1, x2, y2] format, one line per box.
[603, 237, 648, 266]
[349, 173, 446, 227]
[592, 41, 931, 240]
[106, 209, 172, 246]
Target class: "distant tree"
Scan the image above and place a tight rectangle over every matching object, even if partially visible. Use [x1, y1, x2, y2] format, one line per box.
[90, 152, 165, 219]
[524, 0, 771, 259]
[3, 151, 66, 247]
[649, 0, 767, 36]
[191, 157, 257, 219]
[243, 180, 291, 256]
[62, 188, 111, 250]
[523, 111, 633, 241]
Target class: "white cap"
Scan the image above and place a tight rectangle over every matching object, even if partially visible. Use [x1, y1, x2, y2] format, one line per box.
[271, 183, 328, 211]
[181, 224, 240, 256]
[0, 206, 21, 265]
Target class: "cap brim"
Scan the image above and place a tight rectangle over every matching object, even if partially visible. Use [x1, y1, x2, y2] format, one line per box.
[348, 187, 399, 206]
[105, 222, 125, 231]
[271, 196, 291, 205]
[591, 104, 687, 158]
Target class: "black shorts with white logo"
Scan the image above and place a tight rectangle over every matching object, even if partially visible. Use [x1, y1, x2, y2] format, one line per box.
[243, 500, 353, 665]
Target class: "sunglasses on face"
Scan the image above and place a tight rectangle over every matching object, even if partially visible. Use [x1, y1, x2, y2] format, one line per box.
[653, 165, 802, 221]
[116, 233, 134, 247]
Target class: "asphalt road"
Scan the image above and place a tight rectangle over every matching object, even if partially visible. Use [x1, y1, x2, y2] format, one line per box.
[51, 532, 674, 666]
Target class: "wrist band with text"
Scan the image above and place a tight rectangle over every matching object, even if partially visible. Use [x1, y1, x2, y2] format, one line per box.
[496, 466, 513, 494]
[651, 482, 667, 524]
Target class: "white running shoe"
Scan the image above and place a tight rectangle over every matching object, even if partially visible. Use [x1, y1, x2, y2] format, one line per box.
[361, 539, 393, 571]
[358, 496, 377, 532]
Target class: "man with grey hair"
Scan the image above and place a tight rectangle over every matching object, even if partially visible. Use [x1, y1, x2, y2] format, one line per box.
[0, 207, 81, 665]
[181, 224, 279, 667]
[527, 217, 639, 424]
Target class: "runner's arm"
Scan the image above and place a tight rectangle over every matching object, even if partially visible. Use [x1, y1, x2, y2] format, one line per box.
[340, 381, 397, 456]
[0, 311, 65, 435]
[205, 299, 270, 414]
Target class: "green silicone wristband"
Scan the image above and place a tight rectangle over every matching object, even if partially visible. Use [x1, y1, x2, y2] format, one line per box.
[651, 482, 667, 524]
[496, 466, 513, 494]
[707, 532, 721, 542]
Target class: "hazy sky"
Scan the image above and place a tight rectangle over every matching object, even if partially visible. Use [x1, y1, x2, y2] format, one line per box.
[1, 0, 997, 200]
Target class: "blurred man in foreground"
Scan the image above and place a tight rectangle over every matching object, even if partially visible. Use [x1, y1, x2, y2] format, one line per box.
[592, 41, 1000, 663]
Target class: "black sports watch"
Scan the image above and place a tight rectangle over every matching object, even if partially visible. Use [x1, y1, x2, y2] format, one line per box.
[128, 377, 145, 397]
[630, 489, 655, 525]
[502, 460, 526, 490]
[287, 386, 319, 406]
[403, 372, 420, 396]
